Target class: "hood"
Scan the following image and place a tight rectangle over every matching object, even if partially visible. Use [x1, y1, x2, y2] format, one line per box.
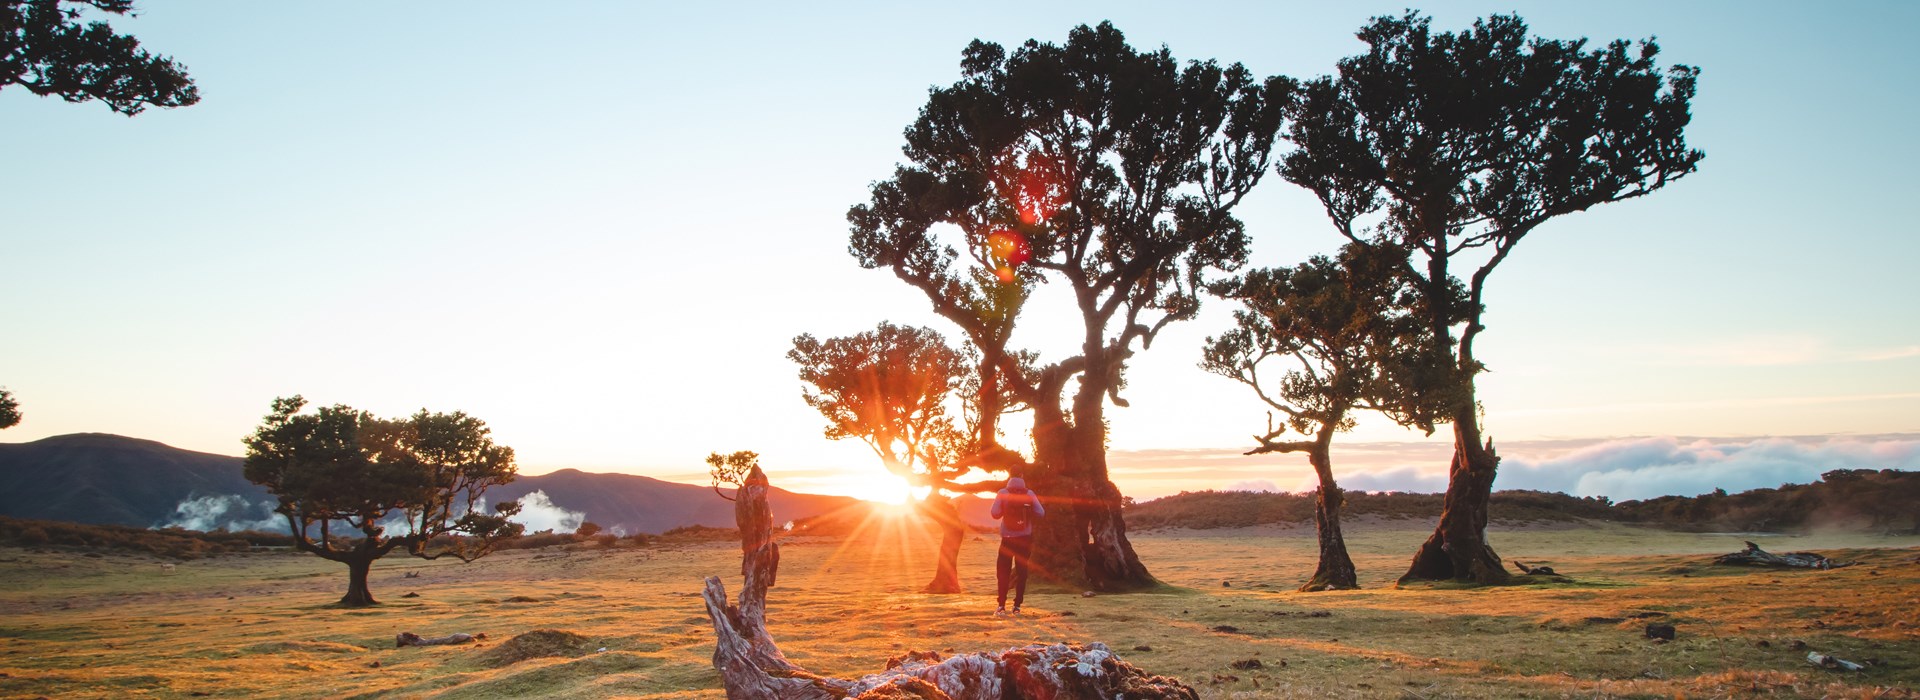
[1006, 477, 1027, 493]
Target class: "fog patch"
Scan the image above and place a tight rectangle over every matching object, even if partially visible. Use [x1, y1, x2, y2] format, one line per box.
[1500, 436, 1920, 502]
[156, 494, 282, 532]
[510, 490, 585, 533]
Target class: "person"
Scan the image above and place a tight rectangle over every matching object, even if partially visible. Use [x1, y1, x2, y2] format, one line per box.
[990, 476, 1044, 615]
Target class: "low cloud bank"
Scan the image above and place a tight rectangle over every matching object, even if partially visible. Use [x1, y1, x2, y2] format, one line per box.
[1110, 434, 1920, 502]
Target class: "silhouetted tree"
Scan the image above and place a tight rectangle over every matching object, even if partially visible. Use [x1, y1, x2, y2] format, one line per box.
[1280, 13, 1703, 584]
[242, 396, 524, 606]
[1204, 243, 1455, 591]
[575, 521, 603, 540]
[849, 22, 1292, 591]
[0, 388, 19, 429]
[707, 450, 759, 502]
[2, 0, 198, 115]
[789, 322, 1026, 593]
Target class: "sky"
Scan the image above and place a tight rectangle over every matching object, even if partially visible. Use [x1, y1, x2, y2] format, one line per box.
[3, 1, 1917, 505]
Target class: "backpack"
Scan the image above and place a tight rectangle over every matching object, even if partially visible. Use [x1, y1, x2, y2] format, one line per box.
[1003, 493, 1033, 531]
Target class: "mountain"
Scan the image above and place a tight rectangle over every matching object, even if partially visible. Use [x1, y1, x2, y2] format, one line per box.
[0, 433, 268, 528]
[0, 433, 860, 535]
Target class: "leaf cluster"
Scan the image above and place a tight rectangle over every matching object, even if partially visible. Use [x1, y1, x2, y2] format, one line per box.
[1, 0, 199, 115]
[241, 396, 523, 564]
[1204, 243, 1467, 450]
[705, 450, 759, 502]
[0, 387, 19, 429]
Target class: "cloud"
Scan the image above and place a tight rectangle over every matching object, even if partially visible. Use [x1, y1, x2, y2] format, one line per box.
[156, 494, 283, 532]
[510, 490, 585, 534]
[1107, 434, 1920, 502]
[1531, 437, 1920, 502]
[1222, 480, 1282, 493]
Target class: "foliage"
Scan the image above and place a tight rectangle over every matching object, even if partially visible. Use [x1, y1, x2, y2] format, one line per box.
[1, 0, 199, 115]
[241, 396, 523, 604]
[847, 20, 1292, 437]
[706, 450, 759, 502]
[789, 323, 971, 481]
[1204, 243, 1458, 450]
[0, 387, 18, 429]
[575, 521, 603, 540]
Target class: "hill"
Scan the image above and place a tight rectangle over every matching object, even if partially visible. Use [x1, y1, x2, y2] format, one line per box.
[0, 434, 859, 536]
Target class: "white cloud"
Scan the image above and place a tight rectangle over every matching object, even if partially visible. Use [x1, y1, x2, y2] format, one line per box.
[1500, 436, 1920, 501]
[155, 494, 283, 532]
[1222, 480, 1282, 493]
[509, 490, 584, 534]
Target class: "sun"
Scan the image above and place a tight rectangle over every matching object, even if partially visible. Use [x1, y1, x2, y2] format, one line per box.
[838, 471, 915, 506]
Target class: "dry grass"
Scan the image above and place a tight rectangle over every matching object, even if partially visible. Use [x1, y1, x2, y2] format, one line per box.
[1, 515, 1916, 699]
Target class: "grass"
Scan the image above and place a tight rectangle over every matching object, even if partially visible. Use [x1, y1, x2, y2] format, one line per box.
[0, 515, 1916, 698]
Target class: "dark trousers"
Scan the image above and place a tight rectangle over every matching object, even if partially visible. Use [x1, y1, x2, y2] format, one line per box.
[996, 535, 1033, 607]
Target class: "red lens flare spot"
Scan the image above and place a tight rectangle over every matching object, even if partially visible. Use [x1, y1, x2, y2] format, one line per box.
[994, 265, 1016, 284]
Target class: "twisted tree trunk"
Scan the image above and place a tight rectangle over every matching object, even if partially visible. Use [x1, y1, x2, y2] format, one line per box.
[922, 495, 965, 594]
[1399, 413, 1507, 585]
[1302, 440, 1357, 592]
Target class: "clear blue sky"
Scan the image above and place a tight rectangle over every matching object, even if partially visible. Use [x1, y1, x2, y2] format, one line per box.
[4, 1, 1916, 502]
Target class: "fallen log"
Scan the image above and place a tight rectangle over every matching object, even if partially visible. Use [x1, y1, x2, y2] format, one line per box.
[700, 465, 1195, 700]
[1713, 541, 1854, 570]
[396, 632, 477, 647]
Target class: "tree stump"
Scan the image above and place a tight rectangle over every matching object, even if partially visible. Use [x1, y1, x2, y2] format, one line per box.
[701, 466, 1195, 699]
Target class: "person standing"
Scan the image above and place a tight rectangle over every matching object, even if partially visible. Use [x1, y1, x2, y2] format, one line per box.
[991, 476, 1044, 615]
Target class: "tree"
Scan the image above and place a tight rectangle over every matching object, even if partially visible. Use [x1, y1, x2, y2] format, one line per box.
[848, 22, 1291, 591]
[2, 0, 198, 115]
[789, 322, 1024, 593]
[0, 388, 19, 429]
[575, 521, 603, 540]
[707, 450, 760, 502]
[242, 396, 524, 606]
[1279, 13, 1703, 584]
[1204, 243, 1455, 591]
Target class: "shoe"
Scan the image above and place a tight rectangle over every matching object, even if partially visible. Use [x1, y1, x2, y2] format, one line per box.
[994, 606, 1007, 616]
[1010, 606, 1022, 615]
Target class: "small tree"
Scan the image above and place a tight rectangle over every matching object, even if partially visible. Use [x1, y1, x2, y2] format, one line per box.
[1280, 13, 1703, 583]
[242, 396, 524, 607]
[1204, 243, 1455, 591]
[707, 450, 760, 502]
[789, 322, 1024, 593]
[0, 387, 19, 429]
[576, 521, 603, 540]
[2, 0, 199, 115]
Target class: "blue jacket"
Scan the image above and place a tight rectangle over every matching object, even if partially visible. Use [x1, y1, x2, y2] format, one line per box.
[991, 477, 1044, 538]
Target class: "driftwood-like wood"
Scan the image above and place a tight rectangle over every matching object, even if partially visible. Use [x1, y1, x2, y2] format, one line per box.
[395, 632, 476, 647]
[1713, 541, 1854, 570]
[701, 466, 1196, 700]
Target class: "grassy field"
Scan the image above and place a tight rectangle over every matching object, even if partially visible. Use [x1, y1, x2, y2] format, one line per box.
[2, 514, 1916, 699]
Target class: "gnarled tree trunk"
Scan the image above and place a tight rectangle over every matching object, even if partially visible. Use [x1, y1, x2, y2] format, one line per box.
[1302, 441, 1357, 592]
[922, 495, 965, 594]
[1024, 378, 1154, 593]
[341, 556, 377, 607]
[1400, 407, 1507, 585]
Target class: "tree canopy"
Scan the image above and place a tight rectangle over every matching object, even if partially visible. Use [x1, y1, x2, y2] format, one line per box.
[706, 450, 760, 502]
[0, 388, 19, 430]
[1279, 12, 1703, 583]
[242, 396, 523, 606]
[789, 323, 971, 483]
[2, 0, 199, 115]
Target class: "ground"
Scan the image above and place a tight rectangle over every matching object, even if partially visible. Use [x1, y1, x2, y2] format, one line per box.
[1, 515, 1916, 699]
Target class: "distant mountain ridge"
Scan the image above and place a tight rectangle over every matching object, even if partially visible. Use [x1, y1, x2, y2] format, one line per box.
[0, 433, 859, 535]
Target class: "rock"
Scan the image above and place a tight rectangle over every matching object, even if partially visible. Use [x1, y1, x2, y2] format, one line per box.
[1755, 639, 1771, 648]
[1133, 645, 1153, 652]
[1081, 591, 1097, 598]
[1230, 658, 1262, 670]
[401, 592, 419, 598]
[1222, 581, 1231, 587]
[1644, 624, 1676, 641]
[1584, 617, 1624, 625]
[1212, 625, 1240, 633]
[1788, 639, 1808, 651]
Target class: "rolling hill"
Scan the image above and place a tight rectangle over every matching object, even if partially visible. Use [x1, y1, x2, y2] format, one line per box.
[0, 433, 860, 535]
